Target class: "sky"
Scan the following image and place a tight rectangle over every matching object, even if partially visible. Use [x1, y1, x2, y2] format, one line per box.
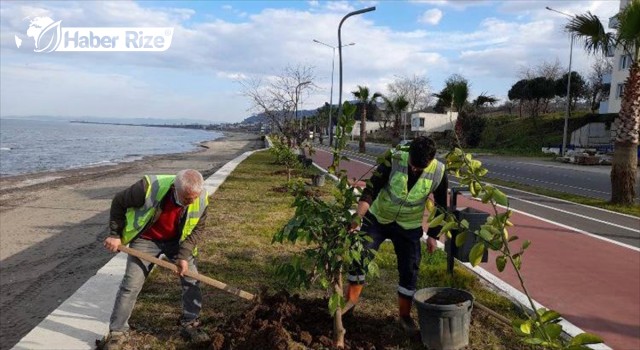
[0, 0, 621, 123]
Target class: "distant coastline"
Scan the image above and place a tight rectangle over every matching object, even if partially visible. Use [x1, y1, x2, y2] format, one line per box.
[69, 120, 213, 131]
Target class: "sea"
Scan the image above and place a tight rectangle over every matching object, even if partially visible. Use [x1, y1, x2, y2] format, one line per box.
[0, 118, 222, 177]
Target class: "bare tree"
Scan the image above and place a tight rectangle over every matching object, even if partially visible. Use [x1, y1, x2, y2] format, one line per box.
[518, 59, 564, 113]
[386, 74, 433, 112]
[586, 57, 612, 113]
[518, 58, 564, 80]
[240, 64, 316, 144]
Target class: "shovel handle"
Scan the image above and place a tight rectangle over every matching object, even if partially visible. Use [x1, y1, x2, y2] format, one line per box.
[118, 245, 255, 301]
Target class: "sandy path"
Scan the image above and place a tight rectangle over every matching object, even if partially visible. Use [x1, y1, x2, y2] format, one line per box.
[0, 132, 263, 349]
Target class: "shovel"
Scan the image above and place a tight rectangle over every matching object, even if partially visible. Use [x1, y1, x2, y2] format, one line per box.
[118, 245, 255, 301]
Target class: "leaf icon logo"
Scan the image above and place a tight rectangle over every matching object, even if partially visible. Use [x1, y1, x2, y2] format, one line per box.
[35, 20, 62, 53]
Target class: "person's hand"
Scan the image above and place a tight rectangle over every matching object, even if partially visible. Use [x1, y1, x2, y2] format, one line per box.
[426, 236, 438, 254]
[103, 236, 122, 253]
[176, 259, 189, 276]
[348, 214, 362, 233]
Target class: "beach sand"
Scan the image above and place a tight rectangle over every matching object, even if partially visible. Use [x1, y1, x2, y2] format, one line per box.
[0, 132, 263, 349]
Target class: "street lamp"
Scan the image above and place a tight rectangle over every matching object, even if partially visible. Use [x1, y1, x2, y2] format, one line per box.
[312, 39, 355, 147]
[546, 6, 574, 157]
[336, 6, 376, 149]
[295, 80, 312, 131]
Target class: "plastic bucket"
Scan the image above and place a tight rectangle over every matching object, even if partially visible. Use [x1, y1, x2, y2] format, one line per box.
[413, 287, 474, 350]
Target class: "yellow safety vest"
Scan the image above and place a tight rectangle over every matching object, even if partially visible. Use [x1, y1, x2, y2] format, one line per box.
[369, 151, 444, 229]
[122, 175, 208, 253]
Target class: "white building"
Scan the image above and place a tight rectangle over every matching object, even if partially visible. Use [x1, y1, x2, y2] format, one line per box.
[410, 112, 458, 134]
[351, 120, 381, 137]
[600, 0, 633, 114]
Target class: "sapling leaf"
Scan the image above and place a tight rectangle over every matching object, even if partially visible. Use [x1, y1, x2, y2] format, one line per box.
[492, 188, 509, 206]
[496, 255, 507, 272]
[469, 242, 485, 267]
[455, 231, 468, 247]
[429, 213, 445, 228]
[570, 333, 604, 346]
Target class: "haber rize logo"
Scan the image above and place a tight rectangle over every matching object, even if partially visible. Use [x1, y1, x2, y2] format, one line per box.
[14, 16, 174, 53]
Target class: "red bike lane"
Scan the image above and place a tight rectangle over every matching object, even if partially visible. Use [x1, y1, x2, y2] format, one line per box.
[311, 149, 640, 350]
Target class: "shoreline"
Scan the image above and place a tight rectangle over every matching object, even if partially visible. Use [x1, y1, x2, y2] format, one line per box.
[0, 131, 225, 181]
[0, 132, 263, 349]
[0, 133, 230, 194]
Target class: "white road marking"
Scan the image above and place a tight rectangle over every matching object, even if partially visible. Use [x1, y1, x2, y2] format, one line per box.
[490, 171, 610, 195]
[484, 181, 640, 220]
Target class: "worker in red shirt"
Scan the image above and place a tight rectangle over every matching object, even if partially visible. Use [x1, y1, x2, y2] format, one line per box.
[102, 169, 209, 349]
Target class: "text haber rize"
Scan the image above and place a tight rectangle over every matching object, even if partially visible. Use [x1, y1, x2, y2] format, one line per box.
[64, 31, 166, 49]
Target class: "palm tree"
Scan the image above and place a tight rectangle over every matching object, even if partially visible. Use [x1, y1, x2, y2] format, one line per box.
[433, 74, 470, 113]
[565, 0, 639, 204]
[352, 86, 382, 153]
[381, 95, 410, 143]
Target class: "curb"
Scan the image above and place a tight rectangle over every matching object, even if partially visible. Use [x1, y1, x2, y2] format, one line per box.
[12, 149, 262, 350]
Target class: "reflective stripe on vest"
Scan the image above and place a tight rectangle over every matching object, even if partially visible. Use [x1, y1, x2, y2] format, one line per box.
[181, 191, 209, 242]
[369, 151, 445, 229]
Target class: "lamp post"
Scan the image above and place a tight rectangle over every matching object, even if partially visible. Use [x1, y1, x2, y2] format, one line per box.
[546, 6, 574, 157]
[336, 6, 376, 149]
[313, 39, 355, 147]
[295, 81, 312, 132]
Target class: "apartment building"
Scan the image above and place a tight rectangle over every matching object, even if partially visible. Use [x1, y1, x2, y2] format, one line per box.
[600, 0, 633, 114]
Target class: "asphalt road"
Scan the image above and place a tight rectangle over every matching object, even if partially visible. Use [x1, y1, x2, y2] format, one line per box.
[323, 143, 640, 249]
[341, 141, 639, 202]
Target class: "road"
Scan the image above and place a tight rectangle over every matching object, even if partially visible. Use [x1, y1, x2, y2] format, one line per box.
[340, 141, 639, 202]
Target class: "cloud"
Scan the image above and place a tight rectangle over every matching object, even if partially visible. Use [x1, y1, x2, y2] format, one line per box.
[324, 1, 356, 13]
[0, 0, 622, 121]
[410, 0, 492, 11]
[418, 9, 443, 25]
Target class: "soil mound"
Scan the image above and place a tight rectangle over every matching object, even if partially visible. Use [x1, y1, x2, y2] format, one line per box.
[210, 290, 414, 350]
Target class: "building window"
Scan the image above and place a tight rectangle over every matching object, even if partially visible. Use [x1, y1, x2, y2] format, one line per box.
[616, 83, 625, 99]
[419, 118, 425, 127]
[619, 54, 632, 70]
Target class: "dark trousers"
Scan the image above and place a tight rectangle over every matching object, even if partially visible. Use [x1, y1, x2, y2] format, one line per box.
[347, 213, 423, 299]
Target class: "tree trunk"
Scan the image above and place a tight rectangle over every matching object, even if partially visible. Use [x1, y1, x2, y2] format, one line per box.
[359, 105, 367, 153]
[333, 281, 346, 348]
[610, 61, 639, 205]
[610, 142, 638, 204]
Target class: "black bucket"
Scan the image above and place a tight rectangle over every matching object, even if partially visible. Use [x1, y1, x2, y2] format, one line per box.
[413, 287, 474, 350]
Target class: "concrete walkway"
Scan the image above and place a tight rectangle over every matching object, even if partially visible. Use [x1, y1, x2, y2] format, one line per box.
[12, 150, 260, 350]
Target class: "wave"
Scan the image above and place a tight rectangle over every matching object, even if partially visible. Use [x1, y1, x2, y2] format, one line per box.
[0, 147, 11, 151]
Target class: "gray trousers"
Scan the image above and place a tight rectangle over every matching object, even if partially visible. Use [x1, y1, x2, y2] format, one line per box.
[109, 238, 202, 332]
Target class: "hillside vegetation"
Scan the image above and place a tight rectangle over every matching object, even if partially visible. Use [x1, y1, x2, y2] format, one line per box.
[475, 112, 617, 155]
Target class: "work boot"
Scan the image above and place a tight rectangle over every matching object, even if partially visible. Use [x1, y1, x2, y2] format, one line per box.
[343, 283, 364, 317]
[398, 315, 418, 334]
[398, 296, 419, 336]
[345, 283, 363, 304]
[102, 331, 126, 350]
[180, 318, 210, 343]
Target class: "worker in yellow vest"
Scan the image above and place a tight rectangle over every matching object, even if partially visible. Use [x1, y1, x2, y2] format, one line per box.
[102, 169, 209, 350]
[347, 136, 447, 334]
